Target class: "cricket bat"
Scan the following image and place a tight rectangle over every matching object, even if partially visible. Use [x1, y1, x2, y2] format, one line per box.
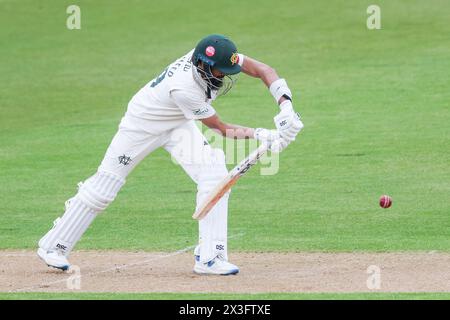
[192, 143, 269, 220]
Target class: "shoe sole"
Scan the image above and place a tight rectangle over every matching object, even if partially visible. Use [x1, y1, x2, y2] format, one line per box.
[193, 267, 239, 276]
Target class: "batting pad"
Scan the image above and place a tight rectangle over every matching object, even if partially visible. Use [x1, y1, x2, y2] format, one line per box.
[38, 171, 125, 256]
[198, 192, 229, 263]
[196, 153, 230, 263]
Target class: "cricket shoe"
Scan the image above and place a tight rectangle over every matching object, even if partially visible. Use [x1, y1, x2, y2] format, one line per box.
[37, 248, 70, 271]
[194, 254, 239, 275]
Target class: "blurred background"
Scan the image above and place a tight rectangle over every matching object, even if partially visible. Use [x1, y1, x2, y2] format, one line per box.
[0, 0, 449, 252]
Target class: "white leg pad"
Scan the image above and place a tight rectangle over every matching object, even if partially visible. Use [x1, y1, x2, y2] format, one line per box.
[163, 123, 232, 264]
[38, 171, 125, 256]
[197, 149, 230, 263]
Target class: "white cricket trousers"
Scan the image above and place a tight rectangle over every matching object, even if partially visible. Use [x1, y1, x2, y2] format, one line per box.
[39, 118, 230, 263]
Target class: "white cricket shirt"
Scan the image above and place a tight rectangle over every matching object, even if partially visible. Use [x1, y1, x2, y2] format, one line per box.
[121, 49, 244, 135]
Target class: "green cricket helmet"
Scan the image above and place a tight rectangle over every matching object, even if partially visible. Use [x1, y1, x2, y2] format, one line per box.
[192, 34, 241, 97]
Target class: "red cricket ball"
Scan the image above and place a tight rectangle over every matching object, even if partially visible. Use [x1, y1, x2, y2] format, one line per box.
[379, 195, 392, 208]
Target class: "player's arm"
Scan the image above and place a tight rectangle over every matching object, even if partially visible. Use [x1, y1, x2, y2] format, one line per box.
[240, 56, 291, 105]
[201, 115, 281, 149]
[240, 55, 304, 147]
[171, 89, 275, 142]
[201, 114, 255, 139]
[201, 115, 280, 149]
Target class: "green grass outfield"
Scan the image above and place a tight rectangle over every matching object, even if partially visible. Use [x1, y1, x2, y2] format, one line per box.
[1, 0, 449, 299]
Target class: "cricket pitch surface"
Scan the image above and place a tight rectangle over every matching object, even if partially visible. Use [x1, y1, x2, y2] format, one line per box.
[1, 251, 449, 293]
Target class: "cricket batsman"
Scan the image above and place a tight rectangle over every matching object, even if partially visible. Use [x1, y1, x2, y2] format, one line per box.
[37, 34, 303, 275]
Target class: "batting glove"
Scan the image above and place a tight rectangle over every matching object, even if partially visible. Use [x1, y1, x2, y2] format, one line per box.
[269, 137, 291, 153]
[274, 100, 304, 142]
[254, 128, 280, 145]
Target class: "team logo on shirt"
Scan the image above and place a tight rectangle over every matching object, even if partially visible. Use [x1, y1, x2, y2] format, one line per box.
[230, 52, 239, 65]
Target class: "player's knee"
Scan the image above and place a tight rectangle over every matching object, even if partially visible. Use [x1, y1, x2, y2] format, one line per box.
[76, 170, 126, 212]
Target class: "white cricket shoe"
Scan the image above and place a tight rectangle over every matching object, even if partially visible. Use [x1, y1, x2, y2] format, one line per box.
[194, 254, 239, 275]
[37, 248, 70, 271]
